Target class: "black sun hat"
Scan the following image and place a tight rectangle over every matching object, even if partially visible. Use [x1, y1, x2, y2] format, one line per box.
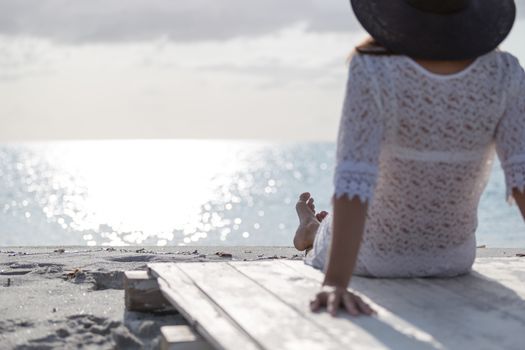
[350, 0, 516, 60]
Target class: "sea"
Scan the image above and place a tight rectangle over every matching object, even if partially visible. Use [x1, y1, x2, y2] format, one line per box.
[1, 140, 524, 247]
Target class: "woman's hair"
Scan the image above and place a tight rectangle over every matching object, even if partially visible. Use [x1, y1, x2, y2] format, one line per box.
[348, 36, 395, 63]
[354, 37, 394, 56]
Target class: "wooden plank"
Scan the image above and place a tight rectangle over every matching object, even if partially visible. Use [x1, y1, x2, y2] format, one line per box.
[149, 263, 260, 350]
[124, 270, 174, 312]
[234, 261, 442, 350]
[413, 259, 525, 350]
[148, 259, 525, 350]
[282, 259, 525, 350]
[415, 258, 525, 317]
[160, 325, 214, 350]
[281, 260, 454, 347]
[177, 262, 345, 350]
[473, 258, 525, 297]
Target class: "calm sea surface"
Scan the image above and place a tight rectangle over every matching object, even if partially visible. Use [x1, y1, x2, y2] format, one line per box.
[1, 140, 524, 247]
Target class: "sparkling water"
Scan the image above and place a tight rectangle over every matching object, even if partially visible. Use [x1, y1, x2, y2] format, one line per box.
[0, 140, 524, 247]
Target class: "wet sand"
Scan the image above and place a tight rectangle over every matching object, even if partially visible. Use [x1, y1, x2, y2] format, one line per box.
[0, 246, 523, 349]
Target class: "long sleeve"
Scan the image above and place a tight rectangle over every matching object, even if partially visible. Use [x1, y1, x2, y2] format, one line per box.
[334, 54, 385, 203]
[495, 59, 525, 203]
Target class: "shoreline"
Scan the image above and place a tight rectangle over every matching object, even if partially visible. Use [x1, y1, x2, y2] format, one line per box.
[1, 246, 523, 349]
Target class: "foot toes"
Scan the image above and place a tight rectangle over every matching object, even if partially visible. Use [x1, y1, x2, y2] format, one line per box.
[316, 211, 329, 222]
[307, 197, 315, 210]
[299, 192, 311, 202]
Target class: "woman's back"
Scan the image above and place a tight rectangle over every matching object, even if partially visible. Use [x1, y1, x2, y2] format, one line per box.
[305, 0, 521, 317]
[308, 50, 525, 277]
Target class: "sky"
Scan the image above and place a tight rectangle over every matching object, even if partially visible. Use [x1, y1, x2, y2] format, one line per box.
[1, 0, 524, 141]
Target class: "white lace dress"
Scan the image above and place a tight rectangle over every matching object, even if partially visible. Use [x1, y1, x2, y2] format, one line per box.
[305, 50, 525, 277]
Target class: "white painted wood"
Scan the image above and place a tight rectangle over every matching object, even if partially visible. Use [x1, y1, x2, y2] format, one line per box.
[282, 260, 525, 350]
[473, 258, 525, 297]
[235, 261, 450, 349]
[177, 262, 345, 350]
[160, 325, 214, 350]
[149, 263, 260, 350]
[125, 270, 150, 280]
[149, 259, 525, 350]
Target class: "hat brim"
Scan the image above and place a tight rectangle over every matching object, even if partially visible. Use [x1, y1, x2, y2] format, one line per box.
[350, 0, 516, 60]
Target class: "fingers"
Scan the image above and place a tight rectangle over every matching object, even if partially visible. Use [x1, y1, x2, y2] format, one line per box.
[353, 295, 376, 315]
[310, 297, 321, 311]
[310, 292, 327, 312]
[342, 294, 360, 316]
[327, 292, 341, 317]
[310, 297, 321, 312]
[310, 289, 376, 317]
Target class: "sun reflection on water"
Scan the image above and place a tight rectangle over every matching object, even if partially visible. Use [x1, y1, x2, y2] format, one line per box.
[42, 140, 266, 245]
[1, 140, 525, 247]
[0, 140, 335, 246]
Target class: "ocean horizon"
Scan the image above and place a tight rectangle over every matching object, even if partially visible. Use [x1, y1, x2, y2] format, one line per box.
[1, 140, 524, 248]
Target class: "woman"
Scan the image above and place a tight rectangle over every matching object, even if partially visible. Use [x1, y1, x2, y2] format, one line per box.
[293, 0, 525, 317]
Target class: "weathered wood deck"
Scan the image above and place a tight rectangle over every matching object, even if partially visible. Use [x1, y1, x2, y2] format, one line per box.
[143, 258, 525, 350]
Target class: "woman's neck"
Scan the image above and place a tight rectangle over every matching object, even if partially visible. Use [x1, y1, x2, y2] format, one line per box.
[412, 58, 477, 75]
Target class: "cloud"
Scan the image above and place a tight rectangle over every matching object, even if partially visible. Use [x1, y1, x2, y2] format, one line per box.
[0, 0, 360, 43]
[1, 0, 522, 44]
[0, 1, 524, 141]
[0, 36, 66, 80]
[0, 22, 362, 80]
[0, 24, 358, 141]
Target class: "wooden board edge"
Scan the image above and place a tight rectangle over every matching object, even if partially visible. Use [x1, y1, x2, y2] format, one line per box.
[150, 263, 261, 350]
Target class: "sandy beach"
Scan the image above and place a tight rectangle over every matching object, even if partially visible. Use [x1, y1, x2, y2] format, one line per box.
[0, 246, 301, 349]
[1, 246, 523, 349]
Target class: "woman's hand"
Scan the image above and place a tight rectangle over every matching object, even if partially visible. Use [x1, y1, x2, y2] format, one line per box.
[310, 285, 376, 317]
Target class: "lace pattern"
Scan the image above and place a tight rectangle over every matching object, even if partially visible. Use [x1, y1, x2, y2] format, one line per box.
[502, 161, 525, 202]
[333, 55, 384, 203]
[305, 214, 476, 278]
[334, 161, 378, 202]
[308, 50, 525, 277]
[495, 61, 525, 202]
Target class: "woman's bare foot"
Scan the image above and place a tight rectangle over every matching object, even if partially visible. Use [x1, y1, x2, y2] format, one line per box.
[316, 211, 329, 222]
[294, 192, 328, 251]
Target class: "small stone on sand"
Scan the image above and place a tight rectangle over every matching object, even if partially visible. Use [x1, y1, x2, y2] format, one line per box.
[215, 252, 233, 258]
